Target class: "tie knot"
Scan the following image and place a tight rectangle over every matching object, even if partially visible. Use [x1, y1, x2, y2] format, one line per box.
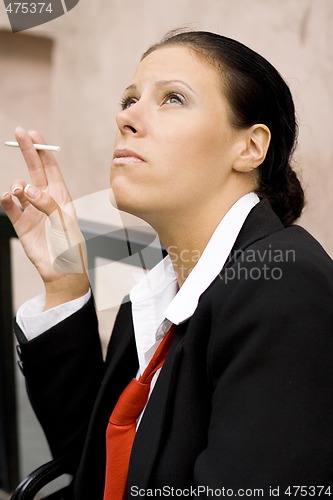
[110, 379, 151, 425]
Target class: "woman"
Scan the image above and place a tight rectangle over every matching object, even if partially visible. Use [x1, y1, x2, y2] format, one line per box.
[2, 30, 333, 499]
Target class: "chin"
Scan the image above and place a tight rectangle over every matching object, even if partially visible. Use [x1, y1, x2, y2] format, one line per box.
[108, 187, 142, 219]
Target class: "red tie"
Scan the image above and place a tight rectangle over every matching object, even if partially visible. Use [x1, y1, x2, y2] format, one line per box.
[103, 324, 176, 500]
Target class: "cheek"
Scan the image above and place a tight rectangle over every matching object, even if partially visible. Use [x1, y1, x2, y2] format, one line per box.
[155, 123, 209, 167]
[160, 126, 227, 178]
[164, 128, 236, 200]
[166, 113, 228, 157]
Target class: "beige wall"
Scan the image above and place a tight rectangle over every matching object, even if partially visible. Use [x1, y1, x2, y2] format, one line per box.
[1, 0, 332, 313]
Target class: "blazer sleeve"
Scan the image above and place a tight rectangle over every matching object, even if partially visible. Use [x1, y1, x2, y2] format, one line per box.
[14, 295, 104, 466]
[194, 243, 333, 494]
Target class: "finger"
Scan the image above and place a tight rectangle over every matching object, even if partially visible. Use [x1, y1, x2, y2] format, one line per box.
[1, 192, 23, 226]
[27, 129, 67, 187]
[11, 179, 30, 209]
[14, 126, 48, 189]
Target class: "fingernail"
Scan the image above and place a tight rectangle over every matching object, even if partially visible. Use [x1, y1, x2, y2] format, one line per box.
[2, 192, 10, 198]
[24, 184, 40, 199]
[12, 186, 22, 194]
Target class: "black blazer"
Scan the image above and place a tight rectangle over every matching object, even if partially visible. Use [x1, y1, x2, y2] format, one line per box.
[15, 200, 333, 499]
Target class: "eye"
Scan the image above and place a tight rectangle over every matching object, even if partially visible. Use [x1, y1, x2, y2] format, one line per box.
[120, 96, 138, 110]
[163, 92, 186, 106]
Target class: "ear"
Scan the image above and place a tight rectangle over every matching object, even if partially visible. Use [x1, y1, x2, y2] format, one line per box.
[233, 124, 271, 173]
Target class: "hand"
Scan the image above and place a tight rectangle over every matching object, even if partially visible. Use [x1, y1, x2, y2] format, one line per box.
[1, 127, 89, 309]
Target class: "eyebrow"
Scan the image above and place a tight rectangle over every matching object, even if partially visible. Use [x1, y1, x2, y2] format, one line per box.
[124, 79, 196, 95]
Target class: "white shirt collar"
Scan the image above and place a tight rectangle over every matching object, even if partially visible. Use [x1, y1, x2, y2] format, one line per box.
[130, 192, 259, 374]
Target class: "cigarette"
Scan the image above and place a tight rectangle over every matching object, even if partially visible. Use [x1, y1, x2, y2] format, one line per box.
[4, 141, 61, 152]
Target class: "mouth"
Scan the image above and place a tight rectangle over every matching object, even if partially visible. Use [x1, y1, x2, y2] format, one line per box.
[112, 149, 145, 165]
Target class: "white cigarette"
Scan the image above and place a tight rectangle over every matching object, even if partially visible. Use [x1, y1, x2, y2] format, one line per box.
[4, 141, 60, 152]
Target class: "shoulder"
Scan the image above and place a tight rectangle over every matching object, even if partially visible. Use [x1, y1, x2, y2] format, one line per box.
[197, 226, 333, 389]
[197, 223, 333, 356]
[209, 223, 333, 303]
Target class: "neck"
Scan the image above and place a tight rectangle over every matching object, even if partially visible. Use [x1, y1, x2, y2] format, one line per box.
[153, 193, 248, 286]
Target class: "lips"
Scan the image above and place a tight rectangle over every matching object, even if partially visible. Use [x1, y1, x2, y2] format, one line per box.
[113, 149, 145, 165]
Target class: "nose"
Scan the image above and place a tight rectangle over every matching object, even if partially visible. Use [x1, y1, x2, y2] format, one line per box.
[116, 106, 140, 135]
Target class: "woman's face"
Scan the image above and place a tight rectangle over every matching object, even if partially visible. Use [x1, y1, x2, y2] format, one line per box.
[111, 45, 247, 226]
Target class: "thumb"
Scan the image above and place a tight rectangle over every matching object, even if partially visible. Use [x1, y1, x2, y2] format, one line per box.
[24, 183, 87, 274]
[24, 183, 75, 235]
[24, 184, 60, 218]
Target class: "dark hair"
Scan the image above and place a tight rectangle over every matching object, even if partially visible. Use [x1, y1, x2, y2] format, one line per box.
[142, 30, 305, 226]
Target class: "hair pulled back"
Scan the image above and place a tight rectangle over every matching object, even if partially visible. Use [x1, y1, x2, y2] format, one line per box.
[143, 30, 305, 226]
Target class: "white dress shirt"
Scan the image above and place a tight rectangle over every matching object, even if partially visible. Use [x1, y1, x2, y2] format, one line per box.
[17, 193, 259, 380]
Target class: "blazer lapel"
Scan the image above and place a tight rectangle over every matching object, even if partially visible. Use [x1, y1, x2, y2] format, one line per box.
[92, 301, 139, 425]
